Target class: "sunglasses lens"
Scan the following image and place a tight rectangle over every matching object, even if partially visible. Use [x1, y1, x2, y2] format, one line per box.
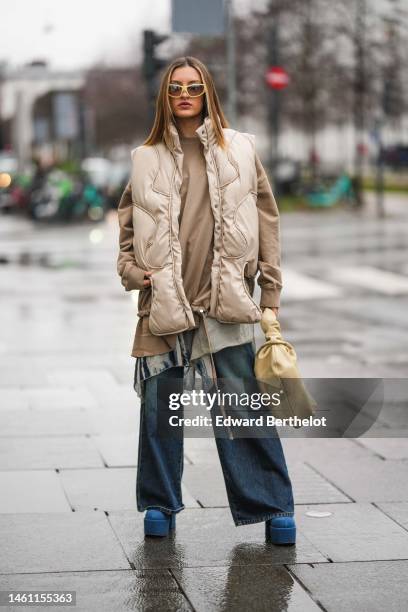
[187, 84, 205, 96]
[168, 84, 182, 96]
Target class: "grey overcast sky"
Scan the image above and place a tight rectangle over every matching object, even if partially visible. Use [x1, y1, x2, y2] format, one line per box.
[2, 0, 258, 71]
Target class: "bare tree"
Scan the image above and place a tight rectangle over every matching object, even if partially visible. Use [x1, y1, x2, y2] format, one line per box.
[83, 64, 148, 153]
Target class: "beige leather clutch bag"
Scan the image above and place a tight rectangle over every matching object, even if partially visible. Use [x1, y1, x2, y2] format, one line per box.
[254, 309, 318, 425]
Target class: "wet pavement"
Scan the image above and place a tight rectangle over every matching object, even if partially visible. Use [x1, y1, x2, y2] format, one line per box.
[0, 193, 408, 611]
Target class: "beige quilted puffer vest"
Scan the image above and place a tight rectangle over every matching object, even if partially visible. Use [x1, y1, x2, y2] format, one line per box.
[130, 114, 261, 336]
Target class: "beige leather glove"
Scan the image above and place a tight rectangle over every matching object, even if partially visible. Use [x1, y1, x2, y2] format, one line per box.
[261, 307, 277, 334]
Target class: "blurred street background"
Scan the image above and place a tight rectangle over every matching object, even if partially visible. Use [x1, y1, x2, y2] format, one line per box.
[1, 1, 408, 611]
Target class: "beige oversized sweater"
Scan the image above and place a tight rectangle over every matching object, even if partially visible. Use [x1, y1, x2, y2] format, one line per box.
[117, 133, 282, 357]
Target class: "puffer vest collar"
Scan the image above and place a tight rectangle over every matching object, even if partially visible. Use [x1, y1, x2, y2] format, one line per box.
[168, 114, 219, 154]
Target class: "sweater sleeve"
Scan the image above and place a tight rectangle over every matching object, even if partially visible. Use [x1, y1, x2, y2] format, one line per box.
[116, 180, 147, 291]
[255, 153, 283, 308]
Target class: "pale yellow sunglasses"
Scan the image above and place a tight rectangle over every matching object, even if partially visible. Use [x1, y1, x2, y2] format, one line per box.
[168, 82, 206, 98]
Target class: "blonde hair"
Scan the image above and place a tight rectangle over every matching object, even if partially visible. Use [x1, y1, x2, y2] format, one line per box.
[143, 56, 229, 150]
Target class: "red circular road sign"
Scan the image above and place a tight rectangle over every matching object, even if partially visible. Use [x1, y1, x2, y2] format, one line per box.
[265, 66, 289, 90]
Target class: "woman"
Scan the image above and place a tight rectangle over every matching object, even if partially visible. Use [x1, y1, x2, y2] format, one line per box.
[117, 56, 296, 544]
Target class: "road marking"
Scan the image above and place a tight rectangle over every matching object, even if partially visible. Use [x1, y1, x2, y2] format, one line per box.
[334, 266, 408, 295]
[281, 269, 342, 300]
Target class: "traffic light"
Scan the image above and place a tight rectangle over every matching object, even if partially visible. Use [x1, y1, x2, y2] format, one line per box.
[142, 30, 170, 123]
[143, 30, 169, 81]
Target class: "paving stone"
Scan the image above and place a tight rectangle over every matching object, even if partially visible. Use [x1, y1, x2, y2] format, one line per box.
[290, 462, 351, 504]
[60, 468, 137, 511]
[87, 385, 140, 411]
[183, 458, 349, 508]
[360, 426, 408, 441]
[184, 448, 219, 464]
[184, 436, 218, 453]
[382, 379, 408, 404]
[87, 406, 139, 435]
[0, 471, 70, 513]
[108, 507, 328, 569]
[182, 463, 229, 507]
[0, 512, 130, 574]
[290, 560, 408, 612]
[108, 363, 138, 386]
[92, 434, 139, 466]
[180, 484, 201, 509]
[28, 354, 130, 376]
[47, 369, 119, 394]
[356, 437, 408, 459]
[0, 437, 104, 470]
[376, 402, 408, 429]
[0, 570, 192, 612]
[24, 387, 97, 409]
[0, 408, 95, 436]
[376, 501, 408, 530]
[0, 389, 29, 410]
[183, 438, 220, 465]
[305, 454, 408, 501]
[281, 437, 375, 467]
[59, 468, 199, 511]
[174, 564, 320, 612]
[295, 502, 408, 561]
[0, 366, 48, 388]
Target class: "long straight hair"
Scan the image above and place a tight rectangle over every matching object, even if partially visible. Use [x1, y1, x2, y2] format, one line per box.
[143, 56, 229, 150]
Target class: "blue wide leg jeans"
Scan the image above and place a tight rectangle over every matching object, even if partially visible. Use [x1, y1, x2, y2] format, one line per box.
[136, 341, 295, 526]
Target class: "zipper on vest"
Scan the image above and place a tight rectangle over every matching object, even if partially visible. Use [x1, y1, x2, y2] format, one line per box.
[168, 158, 194, 321]
[198, 308, 233, 440]
[208, 147, 223, 318]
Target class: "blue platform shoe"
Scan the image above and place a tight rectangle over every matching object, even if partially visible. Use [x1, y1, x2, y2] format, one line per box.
[144, 509, 176, 537]
[265, 516, 296, 545]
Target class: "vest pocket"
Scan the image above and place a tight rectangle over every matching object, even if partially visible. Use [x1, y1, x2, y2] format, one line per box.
[214, 257, 262, 323]
[241, 262, 262, 316]
[148, 265, 196, 335]
[224, 191, 259, 259]
[132, 204, 157, 271]
[244, 270, 255, 296]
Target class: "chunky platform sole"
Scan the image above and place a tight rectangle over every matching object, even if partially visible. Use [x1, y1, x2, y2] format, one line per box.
[144, 510, 176, 537]
[265, 516, 296, 545]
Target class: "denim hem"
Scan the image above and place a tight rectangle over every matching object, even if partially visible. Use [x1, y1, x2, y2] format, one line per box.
[234, 511, 295, 526]
[138, 504, 185, 515]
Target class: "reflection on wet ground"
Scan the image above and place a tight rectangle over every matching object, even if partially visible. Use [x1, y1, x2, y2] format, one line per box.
[1, 197, 408, 610]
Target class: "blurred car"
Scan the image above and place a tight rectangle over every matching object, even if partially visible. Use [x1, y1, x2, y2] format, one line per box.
[0, 154, 19, 212]
[381, 145, 408, 169]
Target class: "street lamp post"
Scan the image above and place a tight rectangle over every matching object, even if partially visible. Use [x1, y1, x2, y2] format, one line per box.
[353, 0, 367, 208]
[225, 0, 237, 127]
[267, 15, 281, 191]
[374, 114, 386, 218]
